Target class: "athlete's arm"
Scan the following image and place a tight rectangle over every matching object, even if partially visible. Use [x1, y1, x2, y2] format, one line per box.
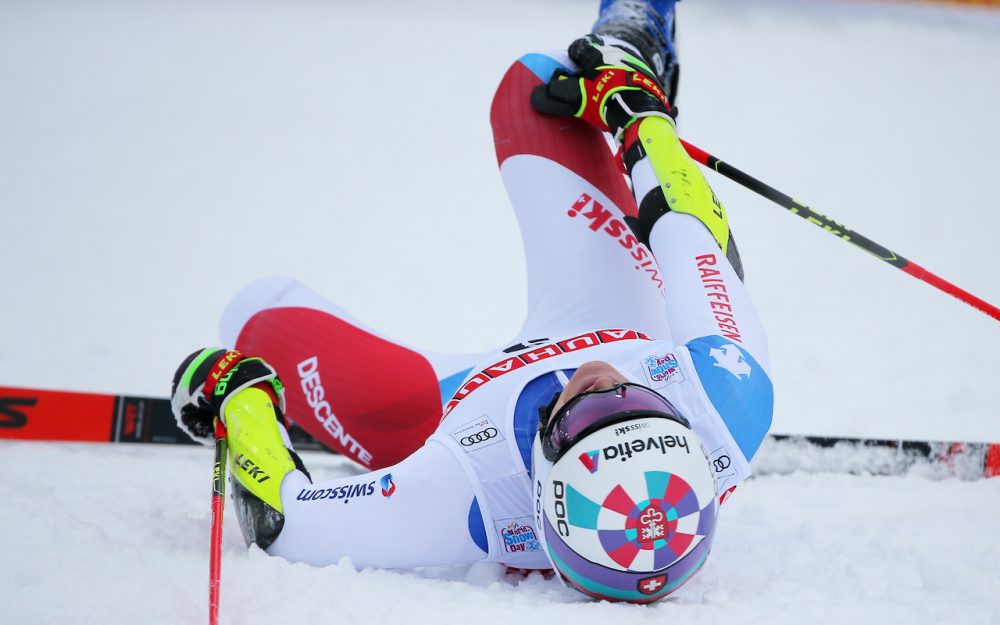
[647, 211, 768, 365]
[650, 209, 774, 462]
[628, 116, 771, 371]
[269, 440, 488, 568]
[529, 34, 774, 462]
[613, 89, 774, 464]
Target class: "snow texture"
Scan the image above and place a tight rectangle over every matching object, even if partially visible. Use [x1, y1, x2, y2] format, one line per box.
[1, 0, 999, 623]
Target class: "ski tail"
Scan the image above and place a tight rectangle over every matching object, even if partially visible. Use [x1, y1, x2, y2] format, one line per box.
[0, 386, 188, 444]
[0, 386, 323, 449]
[759, 434, 1000, 480]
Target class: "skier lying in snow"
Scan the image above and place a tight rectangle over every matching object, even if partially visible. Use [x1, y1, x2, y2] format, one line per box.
[170, 0, 773, 603]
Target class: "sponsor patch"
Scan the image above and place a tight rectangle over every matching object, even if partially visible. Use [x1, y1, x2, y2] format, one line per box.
[578, 450, 600, 473]
[297, 356, 372, 466]
[495, 517, 542, 553]
[233, 453, 271, 484]
[709, 444, 736, 484]
[695, 253, 743, 343]
[442, 329, 652, 416]
[449, 415, 505, 452]
[380, 473, 395, 498]
[296, 480, 376, 504]
[602, 434, 690, 462]
[642, 352, 683, 389]
[567, 193, 664, 292]
[613, 421, 651, 437]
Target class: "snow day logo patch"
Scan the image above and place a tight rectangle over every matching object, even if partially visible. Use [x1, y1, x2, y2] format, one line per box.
[643, 353, 684, 388]
[497, 517, 541, 553]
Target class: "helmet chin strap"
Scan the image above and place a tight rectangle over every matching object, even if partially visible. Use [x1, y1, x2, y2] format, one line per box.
[537, 391, 562, 437]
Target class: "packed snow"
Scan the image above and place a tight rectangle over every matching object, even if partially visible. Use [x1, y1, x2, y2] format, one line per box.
[1, 0, 998, 623]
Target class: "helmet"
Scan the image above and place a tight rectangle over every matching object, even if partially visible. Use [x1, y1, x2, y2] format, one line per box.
[532, 383, 718, 602]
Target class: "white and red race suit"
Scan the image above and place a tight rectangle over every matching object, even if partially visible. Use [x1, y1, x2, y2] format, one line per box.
[218, 49, 773, 570]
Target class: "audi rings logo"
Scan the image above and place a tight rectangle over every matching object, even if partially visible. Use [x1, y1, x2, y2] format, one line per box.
[450, 416, 505, 453]
[461, 428, 499, 447]
[713, 455, 732, 472]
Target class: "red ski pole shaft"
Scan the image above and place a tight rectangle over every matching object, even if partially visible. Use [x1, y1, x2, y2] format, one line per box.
[680, 139, 1000, 323]
[209, 419, 228, 625]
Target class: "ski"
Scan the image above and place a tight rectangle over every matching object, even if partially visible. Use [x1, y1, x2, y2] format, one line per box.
[756, 434, 1000, 480]
[2, 385, 997, 479]
[0, 386, 324, 450]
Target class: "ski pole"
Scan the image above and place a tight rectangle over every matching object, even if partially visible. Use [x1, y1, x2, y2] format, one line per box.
[209, 419, 228, 625]
[679, 139, 1000, 323]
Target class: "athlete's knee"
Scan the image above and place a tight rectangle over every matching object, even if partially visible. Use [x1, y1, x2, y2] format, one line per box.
[219, 275, 302, 346]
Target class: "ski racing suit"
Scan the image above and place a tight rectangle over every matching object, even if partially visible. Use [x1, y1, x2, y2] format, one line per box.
[217, 49, 774, 570]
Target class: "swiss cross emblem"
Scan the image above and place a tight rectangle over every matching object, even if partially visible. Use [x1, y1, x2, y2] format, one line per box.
[638, 574, 667, 595]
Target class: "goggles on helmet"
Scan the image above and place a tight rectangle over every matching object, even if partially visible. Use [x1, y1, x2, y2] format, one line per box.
[538, 382, 689, 463]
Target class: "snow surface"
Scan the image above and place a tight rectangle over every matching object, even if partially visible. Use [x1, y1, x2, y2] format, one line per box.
[1, 0, 999, 623]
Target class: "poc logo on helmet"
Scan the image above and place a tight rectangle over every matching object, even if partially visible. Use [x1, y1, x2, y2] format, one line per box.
[552, 480, 569, 537]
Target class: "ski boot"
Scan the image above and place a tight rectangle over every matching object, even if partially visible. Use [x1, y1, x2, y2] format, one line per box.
[594, 0, 680, 104]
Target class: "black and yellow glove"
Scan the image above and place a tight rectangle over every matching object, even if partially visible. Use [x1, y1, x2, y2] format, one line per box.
[531, 35, 676, 142]
[170, 347, 285, 445]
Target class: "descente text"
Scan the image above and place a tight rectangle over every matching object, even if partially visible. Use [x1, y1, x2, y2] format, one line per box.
[298, 357, 373, 466]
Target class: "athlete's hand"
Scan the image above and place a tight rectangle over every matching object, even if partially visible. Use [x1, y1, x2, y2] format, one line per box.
[531, 35, 675, 141]
[171, 348, 286, 445]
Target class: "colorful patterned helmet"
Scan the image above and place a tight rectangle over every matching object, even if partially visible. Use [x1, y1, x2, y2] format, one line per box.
[532, 383, 718, 602]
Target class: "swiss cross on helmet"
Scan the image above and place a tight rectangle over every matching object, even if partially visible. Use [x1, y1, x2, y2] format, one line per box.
[531, 383, 718, 603]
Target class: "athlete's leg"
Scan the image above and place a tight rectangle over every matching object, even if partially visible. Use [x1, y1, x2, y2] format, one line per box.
[491, 50, 672, 343]
[220, 276, 491, 468]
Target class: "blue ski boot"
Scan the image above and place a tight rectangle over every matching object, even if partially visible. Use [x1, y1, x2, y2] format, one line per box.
[593, 0, 680, 103]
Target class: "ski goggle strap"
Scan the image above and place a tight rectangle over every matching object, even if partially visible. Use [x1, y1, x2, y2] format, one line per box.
[539, 383, 689, 463]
